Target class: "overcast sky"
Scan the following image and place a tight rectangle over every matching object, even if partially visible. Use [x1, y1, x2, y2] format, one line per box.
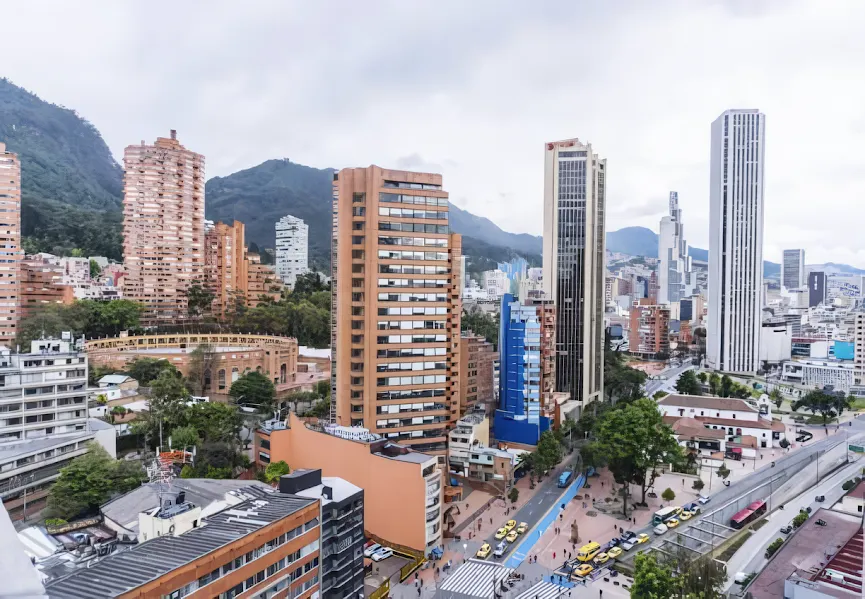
[5, 1, 864, 265]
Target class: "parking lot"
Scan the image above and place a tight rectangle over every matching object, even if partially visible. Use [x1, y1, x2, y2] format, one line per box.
[363, 552, 410, 597]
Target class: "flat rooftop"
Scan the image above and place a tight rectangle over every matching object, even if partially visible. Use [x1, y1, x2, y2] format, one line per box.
[45, 489, 316, 599]
[749, 508, 861, 599]
[0, 431, 94, 462]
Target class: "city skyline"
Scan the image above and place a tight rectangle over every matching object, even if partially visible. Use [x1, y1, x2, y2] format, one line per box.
[3, 1, 864, 267]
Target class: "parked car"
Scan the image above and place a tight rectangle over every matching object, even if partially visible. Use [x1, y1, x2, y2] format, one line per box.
[495, 528, 508, 540]
[372, 547, 393, 562]
[506, 530, 518, 543]
[698, 495, 711, 505]
[654, 523, 669, 535]
[607, 538, 621, 548]
[575, 564, 593, 577]
[815, 495, 825, 502]
[620, 531, 637, 542]
[594, 553, 610, 565]
[816, 519, 828, 527]
[504, 519, 517, 531]
[680, 511, 693, 521]
[607, 547, 623, 559]
[683, 502, 701, 515]
[666, 518, 680, 529]
[636, 533, 650, 544]
[780, 525, 792, 534]
[516, 522, 528, 534]
[476, 543, 492, 559]
[493, 541, 507, 558]
[363, 543, 382, 558]
[621, 539, 637, 551]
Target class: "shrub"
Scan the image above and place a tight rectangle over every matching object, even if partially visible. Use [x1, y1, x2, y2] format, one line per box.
[792, 512, 809, 528]
[779, 438, 790, 449]
[765, 537, 784, 558]
[661, 488, 676, 502]
[508, 487, 519, 504]
[842, 479, 856, 491]
[45, 518, 68, 527]
[692, 479, 705, 491]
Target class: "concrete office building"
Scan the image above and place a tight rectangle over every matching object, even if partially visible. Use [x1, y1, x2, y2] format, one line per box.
[707, 110, 766, 373]
[782, 249, 805, 290]
[542, 139, 605, 407]
[628, 301, 671, 359]
[808, 271, 827, 307]
[281, 469, 365, 599]
[122, 131, 205, 323]
[658, 191, 692, 304]
[275, 215, 309, 289]
[0, 143, 21, 347]
[331, 166, 462, 453]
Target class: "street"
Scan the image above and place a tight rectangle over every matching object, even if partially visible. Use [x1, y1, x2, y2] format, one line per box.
[644, 362, 693, 396]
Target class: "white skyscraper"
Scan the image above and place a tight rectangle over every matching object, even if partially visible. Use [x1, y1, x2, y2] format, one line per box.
[707, 109, 766, 373]
[275, 215, 309, 288]
[658, 191, 692, 304]
[542, 139, 605, 408]
[782, 249, 805, 290]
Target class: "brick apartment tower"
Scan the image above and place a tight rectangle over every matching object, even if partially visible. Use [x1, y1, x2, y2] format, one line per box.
[331, 166, 462, 454]
[204, 220, 282, 317]
[122, 131, 204, 323]
[0, 143, 21, 346]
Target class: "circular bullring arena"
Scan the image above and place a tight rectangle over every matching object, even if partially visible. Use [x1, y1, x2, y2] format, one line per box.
[85, 333, 299, 397]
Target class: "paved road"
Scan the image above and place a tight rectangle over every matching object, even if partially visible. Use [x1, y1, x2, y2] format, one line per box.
[617, 424, 865, 562]
[721, 457, 864, 590]
[645, 362, 693, 396]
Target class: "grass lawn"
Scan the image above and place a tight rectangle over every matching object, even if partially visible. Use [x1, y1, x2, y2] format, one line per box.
[851, 398, 865, 411]
[717, 531, 753, 562]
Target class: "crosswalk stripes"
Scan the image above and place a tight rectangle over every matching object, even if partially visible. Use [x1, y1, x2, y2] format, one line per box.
[439, 559, 514, 598]
[512, 581, 570, 599]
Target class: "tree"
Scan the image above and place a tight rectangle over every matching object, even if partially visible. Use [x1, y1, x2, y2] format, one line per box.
[264, 460, 290, 483]
[652, 391, 669, 401]
[534, 430, 564, 473]
[508, 487, 519, 503]
[720, 375, 734, 398]
[696, 372, 708, 384]
[138, 371, 190, 448]
[716, 463, 731, 480]
[792, 388, 853, 425]
[183, 280, 215, 319]
[47, 443, 145, 520]
[661, 488, 676, 502]
[632, 552, 676, 599]
[169, 425, 200, 450]
[315, 379, 331, 399]
[126, 358, 179, 386]
[230, 371, 276, 413]
[89, 259, 101, 279]
[595, 399, 683, 509]
[185, 343, 216, 396]
[708, 373, 721, 396]
[770, 388, 784, 409]
[604, 344, 648, 406]
[674, 370, 702, 396]
[461, 307, 499, 348]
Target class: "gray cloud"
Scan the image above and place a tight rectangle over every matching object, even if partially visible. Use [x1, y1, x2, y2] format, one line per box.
[3, 0, 864, 266]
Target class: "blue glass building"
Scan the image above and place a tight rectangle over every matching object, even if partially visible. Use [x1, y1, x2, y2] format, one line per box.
[495, 293, 550, 446]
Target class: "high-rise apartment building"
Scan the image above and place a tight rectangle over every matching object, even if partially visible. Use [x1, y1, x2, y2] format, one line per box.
[707, 110, 766, 373]
[542, 139, 605, 409]
[496, 293, 556, 445]
[808, 271, 827, 308]
[628, 300, 671, 359]
[658, 191, 692, 304]
[122, 131, 205, 323]
[782, 249, 806, 290]
[0, 143, 21, 346]
[203, 220, 281, 317]
[275, 215, 309, 289]
[331, 166, 461, 454]
[458, 332, 498, 416]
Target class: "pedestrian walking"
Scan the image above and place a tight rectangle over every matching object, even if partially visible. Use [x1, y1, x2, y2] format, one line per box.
[599, 590, 603, 597]
[553, 551, 556, 560]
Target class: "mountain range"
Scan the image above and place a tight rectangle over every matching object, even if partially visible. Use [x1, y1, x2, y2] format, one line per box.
[3, 77, 863, 279]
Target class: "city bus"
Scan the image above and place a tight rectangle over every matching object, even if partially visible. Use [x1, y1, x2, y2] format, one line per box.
[730, 499, 767, 529]
[652, 506, 683, 525]
[558, 470, 573, 488]
[576, 542, 602, 563]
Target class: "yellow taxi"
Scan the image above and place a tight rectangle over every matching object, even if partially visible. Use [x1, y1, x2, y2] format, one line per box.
[495, 528, 508, 540]
[607, 547, 623, 559]
[506, 530, 519, 543]
[681, 510, 693, 520]
[574, 564, 594, 577]
[593, 552, 610, 564]
[476, 543, 491, 559]
[516, 522, 528, 534]
[667, 518, 680, 529]
[503, 520, 517, 531]
[636, 533, 650, 544]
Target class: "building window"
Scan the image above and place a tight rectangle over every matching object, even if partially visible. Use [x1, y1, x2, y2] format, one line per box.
[218, 369, 226, 390]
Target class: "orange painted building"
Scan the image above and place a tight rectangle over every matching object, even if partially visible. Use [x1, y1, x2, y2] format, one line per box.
[122, 131, 205, 324]
[0, 142, 21, 346]
[255, 413, 443, 555]
[628, 300, 671, 359]
[331, 166, 462, 454]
